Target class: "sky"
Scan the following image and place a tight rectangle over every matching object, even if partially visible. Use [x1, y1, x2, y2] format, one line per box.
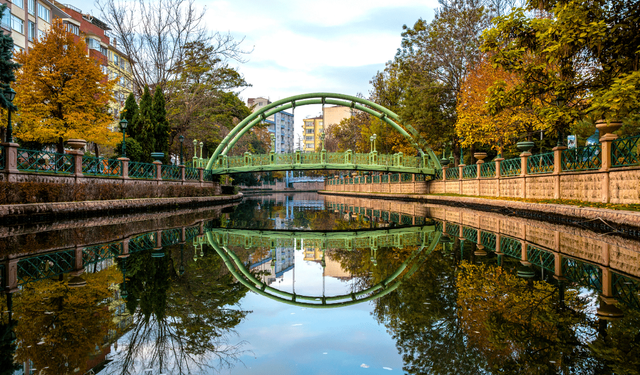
[63, 0, 438, 140]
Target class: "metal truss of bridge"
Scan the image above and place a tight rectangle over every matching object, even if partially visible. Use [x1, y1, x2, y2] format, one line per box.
[206, 225, 441, 308]
[205, 93, 443, 176]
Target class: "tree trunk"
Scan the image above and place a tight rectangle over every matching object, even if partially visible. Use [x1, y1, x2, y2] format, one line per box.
[57, 137, 64, 154]
[469, 144, 476, 165]
[94, 142, 100, 158]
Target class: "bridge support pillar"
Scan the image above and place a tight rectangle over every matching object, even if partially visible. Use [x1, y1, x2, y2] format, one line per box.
[2, 258, 19, 293]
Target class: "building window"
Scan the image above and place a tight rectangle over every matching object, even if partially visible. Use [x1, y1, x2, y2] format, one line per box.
[28, 0, 35, 15]
[12, 0, 23, 9]
[28, 21, 35, 41]
[86, 38, 101, 50]
[114, 54, 119, 65]
[306, 143, 314, 149]
[66, 23, 79, 35]
[37, 3, 50, 23]
[306, 128, 314, 134]
[305, 136, 314, 141]
[38, 29, 45, 41]
[13, 45, 23, 56]
[100, 46, 108, 56]
[11, 15, 24, 34]
[1, 7, 10, 29]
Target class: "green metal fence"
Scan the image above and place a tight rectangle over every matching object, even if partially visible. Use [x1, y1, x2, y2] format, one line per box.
[161, 164, 182, 180]
[480, 162, 495, 178]
[381, 174, 389, 183]
[434, 168, 442, 180]
[401, 173, 412, 182]
[0, 145, 4, 170]
[445, 167, 459, 180]
[526, 152, 554, 174]
[526, 244, 555, 272]
[462, 164, 477, 179]
[185, 167, 199, 180]
[500, 236, 521, 259]
[17, 148, 75, 174]
[391, 173, 400, 183]
[561, 145, 601, 171]
[500, 157, 521, 177]
[612, 134, 640, 167]
[82, 156, 122, 177]
[129, 161, 157, 179]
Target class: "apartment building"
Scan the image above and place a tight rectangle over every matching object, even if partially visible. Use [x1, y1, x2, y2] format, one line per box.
[56, 3, 134, 130]
[303, 116, 323, 152]
[248, 97, 294, 153]
[0, 0, 70, 54]
[1, 1, 134, 131]
[323, 105, 352, 130]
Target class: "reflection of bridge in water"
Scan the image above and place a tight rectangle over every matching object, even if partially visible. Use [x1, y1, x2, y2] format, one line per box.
[206, 225, 441, 308]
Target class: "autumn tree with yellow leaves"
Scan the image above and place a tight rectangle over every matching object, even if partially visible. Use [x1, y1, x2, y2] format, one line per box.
[455, 57, 548, 154]
[13, 19, 117, 153]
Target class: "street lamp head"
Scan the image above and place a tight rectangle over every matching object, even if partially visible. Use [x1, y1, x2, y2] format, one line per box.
[372, 134, 376, 141]
[193, 139, 198, 147]
[369, 135, 373, 142]
[4, 87, 16, 102]
[179, 135, 184, 143]
[119, 118, 128, 130]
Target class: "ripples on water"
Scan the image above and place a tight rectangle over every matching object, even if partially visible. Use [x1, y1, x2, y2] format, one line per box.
[1, 192, 639, 374]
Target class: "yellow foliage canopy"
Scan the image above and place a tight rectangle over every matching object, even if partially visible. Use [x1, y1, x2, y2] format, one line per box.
[455, 58, 548, 152]
[13, 20, 117, 147]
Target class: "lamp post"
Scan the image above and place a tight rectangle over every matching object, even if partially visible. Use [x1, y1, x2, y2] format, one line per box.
[369, 135, 373, 152]
[372, 134, 377, 152]
[119, 118, 128, 157]
[179, 135, 184, 165]
[192, 139, 198, 167]
[4, 87, 16, 143]
[320, 132, 325, 151]
[199, 141, 204, 167]
[556, 95, 566, 147]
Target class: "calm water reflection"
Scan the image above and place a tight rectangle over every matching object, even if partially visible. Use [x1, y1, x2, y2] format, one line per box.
[1, 193, 640, 374]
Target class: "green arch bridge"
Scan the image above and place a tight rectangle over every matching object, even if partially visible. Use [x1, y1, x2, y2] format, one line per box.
[204, 93, 442, 175]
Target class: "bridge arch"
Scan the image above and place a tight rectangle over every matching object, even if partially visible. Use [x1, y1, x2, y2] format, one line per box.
[205, 92, 441, 173]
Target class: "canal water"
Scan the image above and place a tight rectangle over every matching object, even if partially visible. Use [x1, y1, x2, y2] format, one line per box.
[1, 192, 640, 374]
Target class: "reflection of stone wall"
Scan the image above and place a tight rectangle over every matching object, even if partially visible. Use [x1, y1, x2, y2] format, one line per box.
[559, 233, 605, 264]
[609, 168, 640, 204]
[610, 246, 640, 276]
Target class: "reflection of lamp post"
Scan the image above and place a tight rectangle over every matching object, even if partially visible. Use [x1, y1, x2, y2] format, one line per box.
[4, 87, 16, 143]
[119, 118, 128, 157]
[179, 135, 184, 165]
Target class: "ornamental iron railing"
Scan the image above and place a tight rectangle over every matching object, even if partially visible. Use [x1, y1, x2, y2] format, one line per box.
[185, 167, 199, 180]
[500, 157, 521, 177]
[445, 167, 459, 180]
[611, 134, 640, 167]
[480, 162, 495, 178]
[462, 164, 477, 179]
[526, 244, 555, 272]
[129, 161, 157, 179]
[161, 164, 182, 180]
[561, 145, 601, 171]
[526, 152, 554, 174]
[17, 148, 74, 174]
[82, 156, 122, 177]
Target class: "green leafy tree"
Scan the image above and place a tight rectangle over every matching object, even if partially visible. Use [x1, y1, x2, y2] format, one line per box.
[132, 86, 154, 162]
[152, 87, 170, 163]
[115, 137, 145, 162]
[121, 92, 138, 128]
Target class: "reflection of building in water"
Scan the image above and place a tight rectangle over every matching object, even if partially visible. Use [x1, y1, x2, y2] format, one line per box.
[249, 244, 295, 286]
[303, 247, 353, 280]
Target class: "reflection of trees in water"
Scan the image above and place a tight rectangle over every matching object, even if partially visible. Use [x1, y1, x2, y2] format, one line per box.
[365, 238, 640, 374]
[110, 244, 251, 375]
[11, 269, 119, 374]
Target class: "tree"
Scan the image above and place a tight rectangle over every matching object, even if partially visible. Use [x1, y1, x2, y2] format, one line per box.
[455, 57, 548, 152]
[96, 0, 249, 95]
[13, 20, 117, 153]
[121, 92, 138, 126]
[0, 4, 19, 142]
[152, 87, 170, 163]
[132, 85, 154, 161]
[482, 0, 640, 139]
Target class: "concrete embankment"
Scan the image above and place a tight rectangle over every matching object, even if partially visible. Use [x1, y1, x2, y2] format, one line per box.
[319, 191, 640, 234]
[0, 193, 244, 224]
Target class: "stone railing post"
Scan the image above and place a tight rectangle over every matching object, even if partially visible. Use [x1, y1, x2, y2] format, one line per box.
[154, 161, 162, 181]
[599, 133, 616, 203]
[118, 158, 129, 179]
[180, 164, 186, 182]
[2, 142, 19, 177]
[520, 151, 531, 198]
[458, 164, 464, 194]
[70, 150, 84, 178]
[198, 167, 204, 183]
[494, 158, 504, 197]
[552, 146, 566, 199]
[442, 166, 448, 181]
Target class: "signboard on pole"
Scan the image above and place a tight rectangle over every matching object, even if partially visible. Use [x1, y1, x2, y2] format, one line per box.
[567, 135, 577, 149]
